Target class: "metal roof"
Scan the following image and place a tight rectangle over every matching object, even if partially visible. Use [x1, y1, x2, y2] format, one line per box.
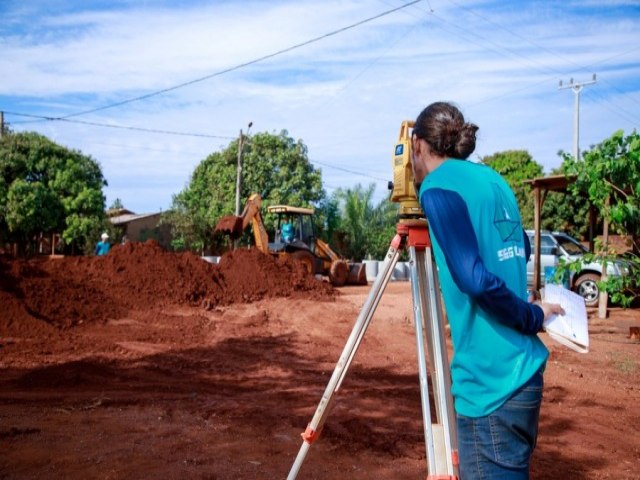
[267, 205, 315, 215]
[109, 212, 161, 225]
[523, 174, 577, 192]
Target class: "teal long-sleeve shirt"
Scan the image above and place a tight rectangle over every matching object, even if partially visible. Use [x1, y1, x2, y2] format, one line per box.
[419, 159, 548, 417]
[95, 241, 110, 256]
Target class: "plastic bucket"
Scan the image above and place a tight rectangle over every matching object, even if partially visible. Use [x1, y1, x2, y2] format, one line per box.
[392, 262, 408, 281]
[363, 260, 379, 282]
[201, 256, 221, 264]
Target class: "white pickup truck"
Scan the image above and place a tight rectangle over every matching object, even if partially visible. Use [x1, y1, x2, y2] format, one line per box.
[525, 230, 625, 307]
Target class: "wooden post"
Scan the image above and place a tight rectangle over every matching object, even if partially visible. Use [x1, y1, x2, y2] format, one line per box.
[235, 129, 244, 217]
[588, 204, 596, 252]
[533, 185, 542, 292]
[598, 196, 610, 319]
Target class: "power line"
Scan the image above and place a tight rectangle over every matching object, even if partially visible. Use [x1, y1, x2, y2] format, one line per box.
[443, 0, 640, 110]
[581, 87, 639, 129]
[316, 21, 420, 112]
[435, 0, 640, 122]
[5, 110, 390, 183]
[78, 140, 210, 156]
[389, 0, 640, 124]
[56, 0, 423, 120]
[387, 0, 564, 79]
[558, 75, 597, 160]
[310, 158, 389, 183]
[2, 111, 235, 139]
[467, 47, 640, 126]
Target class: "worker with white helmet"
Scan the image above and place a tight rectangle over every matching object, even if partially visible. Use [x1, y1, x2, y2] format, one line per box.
[95, 232, 111, 256]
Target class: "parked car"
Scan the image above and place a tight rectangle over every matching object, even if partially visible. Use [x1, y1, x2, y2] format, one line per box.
[525, 230, 626, 307]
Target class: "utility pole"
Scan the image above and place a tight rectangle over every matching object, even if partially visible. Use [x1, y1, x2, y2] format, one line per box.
[558, 74, 596, 160]
[0, 111, 5, 139]
[234, 121, 253, 216]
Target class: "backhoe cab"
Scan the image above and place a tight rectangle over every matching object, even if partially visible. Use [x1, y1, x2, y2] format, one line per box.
[215, 194, 366, 286]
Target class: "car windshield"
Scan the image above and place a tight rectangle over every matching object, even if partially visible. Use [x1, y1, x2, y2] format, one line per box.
[554, 234, 589, 255]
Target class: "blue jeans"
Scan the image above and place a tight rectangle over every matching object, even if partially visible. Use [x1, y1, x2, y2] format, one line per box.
[456, 368, 543, 480]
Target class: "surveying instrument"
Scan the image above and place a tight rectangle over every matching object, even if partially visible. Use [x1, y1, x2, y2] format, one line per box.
[287, 121, 459, 479]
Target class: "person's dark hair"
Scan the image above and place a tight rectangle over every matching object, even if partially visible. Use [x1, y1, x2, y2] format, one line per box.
[413, 102, 478, 159]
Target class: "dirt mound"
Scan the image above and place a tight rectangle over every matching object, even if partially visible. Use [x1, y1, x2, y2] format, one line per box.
[0, 241, 333, 332]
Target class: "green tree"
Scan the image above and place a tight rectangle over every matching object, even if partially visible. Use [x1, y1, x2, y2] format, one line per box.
[367, 198, 399, 259]
[567, 130, 640, 244]
[313, 196, 341, 244]
[331, 184, 398, 261]
[563, 129, 640, 306]
[165, 130, 325, 252]
[540, 161, 591, 239]
[109, 198, 124, 210]
[0, 132, 107, 255]
[481, 150, 543, 228]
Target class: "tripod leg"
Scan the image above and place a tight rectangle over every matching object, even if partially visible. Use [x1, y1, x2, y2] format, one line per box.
[287, 235, 403, 480]
[409, 247, 459, 478]
[408, 246, 439, 474]
[423, 245, 458, 474]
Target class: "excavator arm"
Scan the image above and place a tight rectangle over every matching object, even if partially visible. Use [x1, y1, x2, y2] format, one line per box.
[214, 193, 270, 253]
[241, 194, 270, 254]
[316, 238, 367, 286]
[315, 238, 340, 261]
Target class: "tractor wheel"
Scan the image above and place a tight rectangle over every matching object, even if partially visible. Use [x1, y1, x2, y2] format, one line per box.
[329, 260, 349, 287]
[574, 273, 600, 307]
[290, 250, 315, 276]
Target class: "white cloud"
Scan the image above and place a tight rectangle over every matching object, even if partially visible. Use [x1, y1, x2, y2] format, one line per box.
[1, 0, 639, 212]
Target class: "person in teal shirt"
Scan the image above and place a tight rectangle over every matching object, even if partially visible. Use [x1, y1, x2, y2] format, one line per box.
[410, 102, 563, 479]
[281, 218, 295, 243]
[95, 232, 111, 256]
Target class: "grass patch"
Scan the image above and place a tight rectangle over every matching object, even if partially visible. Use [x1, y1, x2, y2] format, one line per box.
[606, 351, 639, 374]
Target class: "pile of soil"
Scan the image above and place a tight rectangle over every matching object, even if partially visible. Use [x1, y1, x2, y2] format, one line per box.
[0, 240, 333, 331]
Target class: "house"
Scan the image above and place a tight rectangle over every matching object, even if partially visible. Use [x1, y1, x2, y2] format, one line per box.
[108, 208, 172, 249]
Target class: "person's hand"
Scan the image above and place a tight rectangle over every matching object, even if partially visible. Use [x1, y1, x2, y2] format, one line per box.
[534, 301, 565, 321]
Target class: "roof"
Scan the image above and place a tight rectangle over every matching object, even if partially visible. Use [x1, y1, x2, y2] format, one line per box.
[109, 212, 161, 226]
[523, 174, 577, 192]
[267, 205, 315, 215]
[106, 207, 135, 217]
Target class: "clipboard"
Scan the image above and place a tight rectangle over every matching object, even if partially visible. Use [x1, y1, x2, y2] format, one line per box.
[542, 284, 589, 353]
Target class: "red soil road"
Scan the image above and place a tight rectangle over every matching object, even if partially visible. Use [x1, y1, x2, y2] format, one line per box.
[0, 244, 639, 479]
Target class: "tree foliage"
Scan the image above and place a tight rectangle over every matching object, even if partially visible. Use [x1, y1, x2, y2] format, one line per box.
[329, 184, 398, 261]
[563, 129, 640, 306]
[481, 150, 542, 228]
[566, 130, 640, 242]
[109, 198, 124, 210]
[0, 132, 107, 255]
[164, 130, 325, 252]
[540, 163, 591, 239]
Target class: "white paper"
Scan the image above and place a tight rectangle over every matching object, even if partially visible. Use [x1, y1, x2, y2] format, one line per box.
[542, 284, 589, 353]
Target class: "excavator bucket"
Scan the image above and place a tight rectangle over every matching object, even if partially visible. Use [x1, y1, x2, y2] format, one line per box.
[214, 215, 244, 240]
[347, 262, 368, 285]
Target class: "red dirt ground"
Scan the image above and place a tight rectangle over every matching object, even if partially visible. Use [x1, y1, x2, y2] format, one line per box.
[1, 242, 639, 479]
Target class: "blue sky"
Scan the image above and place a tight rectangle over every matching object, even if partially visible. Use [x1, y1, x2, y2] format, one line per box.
[1, 0, 639, 213]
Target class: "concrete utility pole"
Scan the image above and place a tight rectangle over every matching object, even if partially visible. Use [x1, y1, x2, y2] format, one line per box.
[234, 122, 253, 216]
[0, 111, 5, 138]
[558, 74, 597, 160]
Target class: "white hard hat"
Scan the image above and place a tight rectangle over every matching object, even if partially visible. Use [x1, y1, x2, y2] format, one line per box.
[101, 232, 109, 240]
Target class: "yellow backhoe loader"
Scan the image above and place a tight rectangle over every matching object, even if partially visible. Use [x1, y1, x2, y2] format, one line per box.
[214, 193, 367, 286]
